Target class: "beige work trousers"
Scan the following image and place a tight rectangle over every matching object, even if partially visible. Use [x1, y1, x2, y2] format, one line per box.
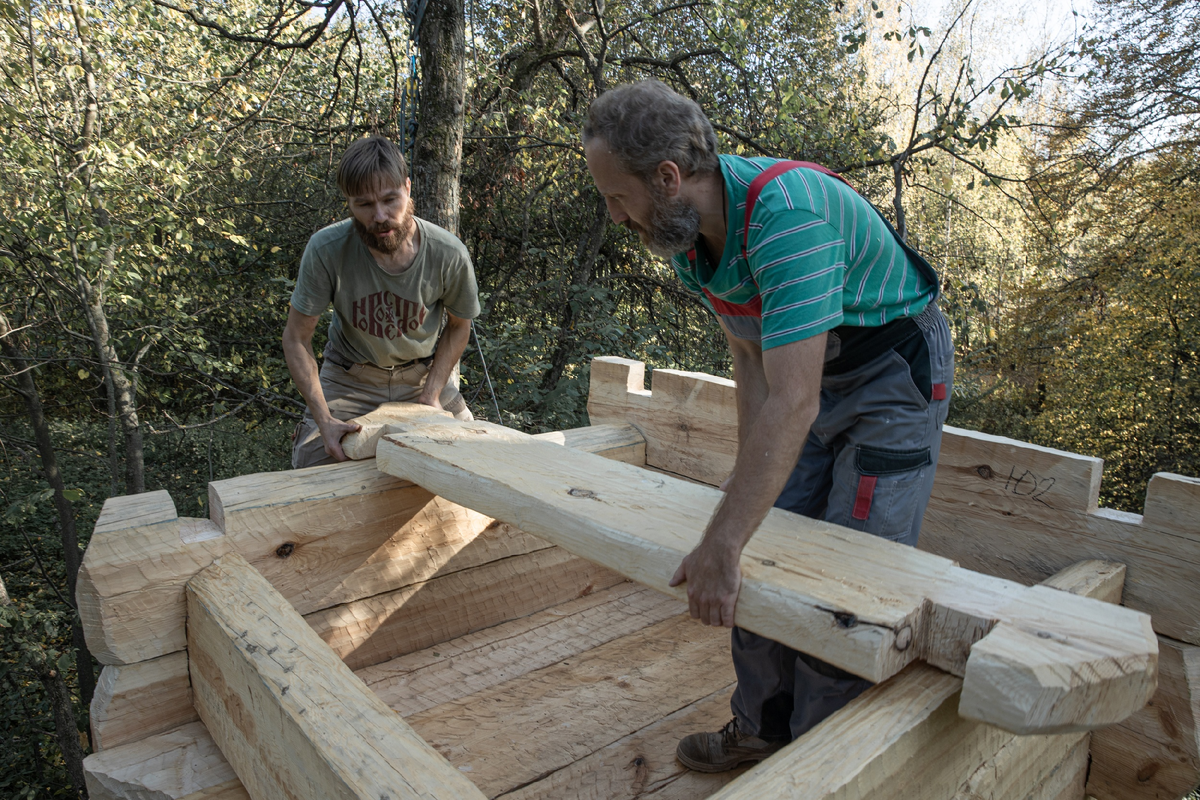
[291, 350, 472, 469]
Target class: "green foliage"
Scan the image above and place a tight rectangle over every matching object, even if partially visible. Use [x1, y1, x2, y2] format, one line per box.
[0, 598, 78, 800]
[0, 0, 1195, 794]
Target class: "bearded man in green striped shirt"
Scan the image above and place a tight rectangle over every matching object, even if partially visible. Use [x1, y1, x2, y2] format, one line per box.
[584, 80, 955, 772]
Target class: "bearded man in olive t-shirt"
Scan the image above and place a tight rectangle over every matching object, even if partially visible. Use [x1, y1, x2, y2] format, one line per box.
[283, 136, 480, 469]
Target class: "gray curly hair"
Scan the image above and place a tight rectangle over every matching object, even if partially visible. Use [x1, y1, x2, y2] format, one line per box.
[582, 81, 720, 179]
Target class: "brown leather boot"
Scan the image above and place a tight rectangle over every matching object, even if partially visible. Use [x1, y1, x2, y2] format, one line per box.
[675, 718, 786, 773]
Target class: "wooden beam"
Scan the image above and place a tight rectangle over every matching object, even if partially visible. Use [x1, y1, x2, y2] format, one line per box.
[707, 561, 1118, 800]
[306, 546, 627, 671]
[406, 612, 734, 797]
[1087, 634, 1200, 800]
[923, 437, 1200, 646]
[502, 685, 747, 800]
[78, 513, 228, 665]
[79, 421, 645, 670]
[588, 357, 737, 486]
[340, 402, 454, 459]
[83, 721, 244, 800]
[376, 419, 1157, 735]
[187, 551, 486, 800]
[588, 355, 1200, 797]
[90, 652, 196, 751]
[587, 356, 1200, 646]
[361, 583, 683, 715]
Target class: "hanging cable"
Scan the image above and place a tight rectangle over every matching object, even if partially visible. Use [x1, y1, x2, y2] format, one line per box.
[470, 322, 503, 422]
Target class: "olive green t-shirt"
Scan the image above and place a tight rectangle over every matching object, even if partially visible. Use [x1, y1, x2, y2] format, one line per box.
[290, 217, 480, 367]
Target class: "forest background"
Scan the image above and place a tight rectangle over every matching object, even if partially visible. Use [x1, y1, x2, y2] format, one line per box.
[0, 0, 1196, 795]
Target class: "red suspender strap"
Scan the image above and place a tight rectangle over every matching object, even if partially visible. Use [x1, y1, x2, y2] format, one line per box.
[742, 160, 853, 257]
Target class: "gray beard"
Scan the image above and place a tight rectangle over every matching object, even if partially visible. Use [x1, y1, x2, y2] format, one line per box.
[639, 191, 702, 259]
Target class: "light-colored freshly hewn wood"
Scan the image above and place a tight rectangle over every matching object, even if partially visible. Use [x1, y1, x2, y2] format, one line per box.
[78, 515, 228, 665]
[587, 356, 1200, 647]
[306, 546, 627, 671]
[407, 612, 734, 797]
[340, 402, 455, 459]
[83, 721, 240, 800]
[588, 357, 737, 486]
[91, 652, 196, 751]
[187, 552, 486, 800]
[1037, 560, 1126, 605]
[92, 489, 179, 534]
[179, 782, 251, 800]
[949, 729, 1087, 800]
[1130, 472, 1200, 537]
[587, 355, 1200, 796]
[707, 561, 1117, 800]
[1087, 635, 1200, 800]
[361, 582, 683, 716]
[533, 423, 647, 467]
[340, 399, 648, 464]
[923, 445, 1200, 647]
[376, 419, 1157, 734]
[500, 685, 746, 800]
[211, 462, 503, 615]
[80, 421, 645, 670]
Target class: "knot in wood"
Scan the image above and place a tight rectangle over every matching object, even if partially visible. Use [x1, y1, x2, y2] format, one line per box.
[275, 542, 295, 558]
[976, 464, 994, 479]
[833, 612, 858, 629]
[894, 625, 913, 651]
[761, 559, 776, 567]
[568, 488, 599, 500]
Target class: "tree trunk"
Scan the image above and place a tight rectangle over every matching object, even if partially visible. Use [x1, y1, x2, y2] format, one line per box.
[413, 0, 466, 235]
[69, 1, 145, 495]
[537, 197, 608, 401]
[0, 576, 89, 799]
[76, 272, 145, 495]
[892, 160, 907, 241]
[0, 313, 97, 709]
[38, 663, 89, 799]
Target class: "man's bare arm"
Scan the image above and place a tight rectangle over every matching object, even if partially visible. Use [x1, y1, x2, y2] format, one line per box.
[669, 332, 826, 627]
[417, 312, 472, 409]
[281, 306, 361, 462]
[721, 320, 768, 488]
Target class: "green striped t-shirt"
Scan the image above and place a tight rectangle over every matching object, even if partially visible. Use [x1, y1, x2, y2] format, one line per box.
[673, 155, 936, 349]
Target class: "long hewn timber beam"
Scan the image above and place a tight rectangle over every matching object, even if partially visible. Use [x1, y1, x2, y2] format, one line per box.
[587, 355, 1200, 800]
[708, 560, 1121, 800]
[187, 551, 486, 800]
[376, 418, 1158, 735]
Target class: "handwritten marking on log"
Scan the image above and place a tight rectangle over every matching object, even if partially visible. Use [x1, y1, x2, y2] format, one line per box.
[376, 419, 1157, 734]
[187, 552, 486, 800]
[587, 356, 1200, 649]
[590, 356, 1200, 799]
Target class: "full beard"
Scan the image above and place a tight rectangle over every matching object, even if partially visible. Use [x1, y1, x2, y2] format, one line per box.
[630, 188, 701, 259]
[353, 198, 416, 254]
